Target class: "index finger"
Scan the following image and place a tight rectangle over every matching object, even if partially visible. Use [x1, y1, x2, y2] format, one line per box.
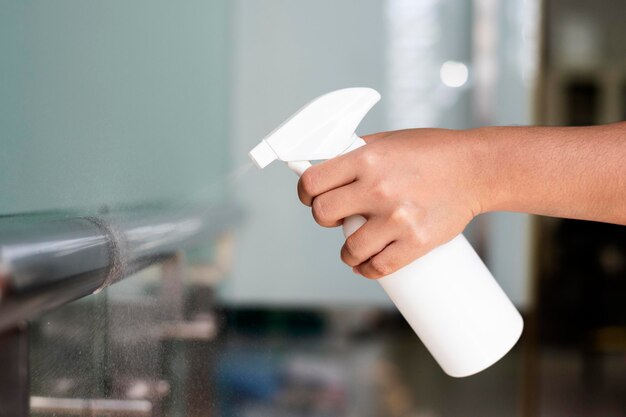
[362, 131, 393, 143]
[297, 151, 360, 206]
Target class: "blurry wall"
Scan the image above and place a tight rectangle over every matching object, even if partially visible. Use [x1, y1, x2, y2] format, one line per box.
[0, 0, 230, 215]
[225, 0, 391, 306]
[549, 0, 626, 69]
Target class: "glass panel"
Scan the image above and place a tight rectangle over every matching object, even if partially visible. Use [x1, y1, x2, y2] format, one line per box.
[0, 0, 231, 216]
[29, 255, 223, 417]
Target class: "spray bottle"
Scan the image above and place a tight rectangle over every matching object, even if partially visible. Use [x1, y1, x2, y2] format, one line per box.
[248, 88, 523, 377]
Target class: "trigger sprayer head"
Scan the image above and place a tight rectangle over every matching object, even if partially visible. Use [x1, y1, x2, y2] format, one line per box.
[249, 87, 380, 168]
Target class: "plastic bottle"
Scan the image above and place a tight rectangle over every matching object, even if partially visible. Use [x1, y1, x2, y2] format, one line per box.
[249, 88, 523, 377]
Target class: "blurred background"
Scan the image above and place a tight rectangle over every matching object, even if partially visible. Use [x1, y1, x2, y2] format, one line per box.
[0, 0, 624, 416]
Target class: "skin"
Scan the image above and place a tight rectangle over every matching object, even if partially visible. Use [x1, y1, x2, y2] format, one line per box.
[297, 122, 626, 279]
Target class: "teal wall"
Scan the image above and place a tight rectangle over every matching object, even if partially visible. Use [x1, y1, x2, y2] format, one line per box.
[0, 0, 230, 215]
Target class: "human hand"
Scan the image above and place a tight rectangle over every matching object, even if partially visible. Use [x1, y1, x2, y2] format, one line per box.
[297, 128, 488, 279]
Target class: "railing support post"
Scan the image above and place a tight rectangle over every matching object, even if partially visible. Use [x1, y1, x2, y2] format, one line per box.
[0, 323, 29, 417]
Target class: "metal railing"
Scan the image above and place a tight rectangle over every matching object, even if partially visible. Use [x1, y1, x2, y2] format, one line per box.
[0, 203, 241, 417]
[0, 204, 240, 331]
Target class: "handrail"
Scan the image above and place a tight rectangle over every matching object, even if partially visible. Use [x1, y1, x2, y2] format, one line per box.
[0, 203, 241, 332]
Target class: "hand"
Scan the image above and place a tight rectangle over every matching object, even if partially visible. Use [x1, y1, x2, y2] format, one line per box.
[297, 128, 487, 279]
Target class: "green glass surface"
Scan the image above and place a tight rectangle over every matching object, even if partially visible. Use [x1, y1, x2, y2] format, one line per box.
[0, 0, 230, 216]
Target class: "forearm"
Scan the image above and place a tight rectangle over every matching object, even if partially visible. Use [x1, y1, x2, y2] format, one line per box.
[473, 123, 626, 225]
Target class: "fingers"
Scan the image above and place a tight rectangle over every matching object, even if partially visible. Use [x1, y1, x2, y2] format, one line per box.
[354, 240, 412, 279]
[297, 153, 358, 206]
[296, 135, 391, 205]
[352, 212, 432, 279]
[339, 204, 429, 275]
[340, 217, 397, 267]
[311, 182, 368, 227]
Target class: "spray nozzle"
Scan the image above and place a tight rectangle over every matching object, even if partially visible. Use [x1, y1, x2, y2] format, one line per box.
[249, 88, 380, 168]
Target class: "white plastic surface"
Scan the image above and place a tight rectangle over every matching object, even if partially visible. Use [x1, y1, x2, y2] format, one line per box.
[248, 88, 380, 166]
[249, 140, 278, 169]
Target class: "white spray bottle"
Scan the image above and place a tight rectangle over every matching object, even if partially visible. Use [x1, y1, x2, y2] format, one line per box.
[249, 88, 523, 377]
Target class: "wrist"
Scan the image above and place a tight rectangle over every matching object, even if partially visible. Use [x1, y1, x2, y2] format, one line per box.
[462, 126, 508, 216]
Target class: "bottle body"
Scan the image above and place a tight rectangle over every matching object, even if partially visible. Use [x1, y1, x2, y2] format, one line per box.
[344, 215, 523, 377]
[380, 234, 523, 377]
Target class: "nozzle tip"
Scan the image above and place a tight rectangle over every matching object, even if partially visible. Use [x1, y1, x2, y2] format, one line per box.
[248, 140, 277, 169]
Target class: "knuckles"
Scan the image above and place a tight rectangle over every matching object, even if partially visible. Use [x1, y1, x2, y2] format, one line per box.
[406, 223, 432, 252]
[389, 205, 414, 225]
[341, 235, 360, 266]
[312, 197, 336, 227]
[358, 148, 381, 169]
[368, 257, 392, 278]
[298, 171, 317, 205]
[371, 180, 394, 201]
